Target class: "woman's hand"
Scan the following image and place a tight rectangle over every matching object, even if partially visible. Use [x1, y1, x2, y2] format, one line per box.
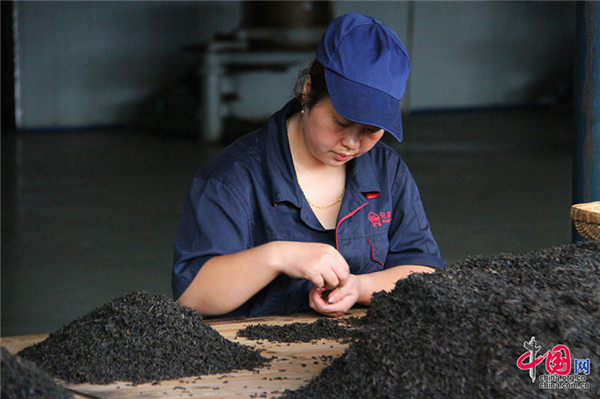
[308, 274, 361, 317]
[273, 241, 350, 290]
[177, 241, 350, 316]
[308, 265, 436, 317]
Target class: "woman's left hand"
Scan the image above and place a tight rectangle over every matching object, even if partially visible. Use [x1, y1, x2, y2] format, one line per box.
[309, 274, 361, 317]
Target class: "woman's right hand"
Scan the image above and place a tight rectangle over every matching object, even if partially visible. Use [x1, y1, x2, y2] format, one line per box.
[269, 241, 350, 289]
[177, 240, 350, 317]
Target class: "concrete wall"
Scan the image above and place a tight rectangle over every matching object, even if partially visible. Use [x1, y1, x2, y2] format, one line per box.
[13, 1, 575, 129]
[408, 1, 575, 110]
[14, 1, 242, 129]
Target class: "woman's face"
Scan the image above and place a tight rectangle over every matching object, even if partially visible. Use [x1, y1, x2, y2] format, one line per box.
[299, 97, 385, 167]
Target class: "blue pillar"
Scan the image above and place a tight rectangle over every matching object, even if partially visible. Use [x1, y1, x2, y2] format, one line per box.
[573, 1, 600, 241]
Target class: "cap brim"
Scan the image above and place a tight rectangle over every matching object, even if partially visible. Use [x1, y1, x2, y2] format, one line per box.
[325, 68, 403, 142]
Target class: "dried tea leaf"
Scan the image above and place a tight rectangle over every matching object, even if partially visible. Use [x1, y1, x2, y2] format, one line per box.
[18, 291, 268, 384]
[1, 346, 73, 398]
[283, 242, 600, 398]
[237, 317, 363, 343]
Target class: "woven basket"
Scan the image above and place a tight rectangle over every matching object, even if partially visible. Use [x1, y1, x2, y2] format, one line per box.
[571, 201, 600, 241]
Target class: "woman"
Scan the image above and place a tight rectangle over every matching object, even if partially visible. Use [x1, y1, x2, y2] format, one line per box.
[172, 13, 446, 318]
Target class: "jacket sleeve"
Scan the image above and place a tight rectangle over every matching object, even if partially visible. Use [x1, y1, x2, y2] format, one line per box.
[171, 176, 251, 300]
[384, 160, 446, 269]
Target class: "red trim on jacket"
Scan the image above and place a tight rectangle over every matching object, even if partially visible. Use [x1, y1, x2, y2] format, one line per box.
[366, 237, 384, 266]
[335, 202, 369, 250]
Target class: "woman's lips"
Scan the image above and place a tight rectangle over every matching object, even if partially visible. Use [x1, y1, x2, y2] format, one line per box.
[333, 152, 352, 161]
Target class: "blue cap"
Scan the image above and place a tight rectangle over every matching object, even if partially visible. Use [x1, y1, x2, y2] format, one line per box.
[317, 13, 410, 142]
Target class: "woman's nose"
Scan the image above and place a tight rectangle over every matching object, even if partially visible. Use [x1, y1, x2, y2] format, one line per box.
[342, 130, 360, 150]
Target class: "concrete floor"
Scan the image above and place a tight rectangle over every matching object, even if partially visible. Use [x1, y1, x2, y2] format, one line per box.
[1, 106, 574, 336]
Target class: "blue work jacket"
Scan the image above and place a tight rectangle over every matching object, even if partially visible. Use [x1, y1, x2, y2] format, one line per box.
[172, 100, 445, 317]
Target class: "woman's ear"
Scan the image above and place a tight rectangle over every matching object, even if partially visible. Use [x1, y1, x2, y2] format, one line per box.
[301, 75, 312, 109]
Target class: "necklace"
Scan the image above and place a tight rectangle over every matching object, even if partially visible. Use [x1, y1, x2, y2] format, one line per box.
[297, 176, 345, 209]
[287, 114, 345, 210]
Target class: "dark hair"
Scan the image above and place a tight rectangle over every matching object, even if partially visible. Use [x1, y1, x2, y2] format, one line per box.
[294, 59, 329, 110]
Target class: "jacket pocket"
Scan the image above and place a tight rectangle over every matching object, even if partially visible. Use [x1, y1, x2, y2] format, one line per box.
[366, 234, 389, 266]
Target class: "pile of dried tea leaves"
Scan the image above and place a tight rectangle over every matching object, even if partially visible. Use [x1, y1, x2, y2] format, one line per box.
[1, 346, 73, 399]
[237, 317, 363, 343]
[18, 291, 268, 385]
[283, 242, 600, 398]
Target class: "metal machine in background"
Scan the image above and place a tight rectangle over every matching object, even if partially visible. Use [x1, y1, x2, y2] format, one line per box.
[194, 1, 333, 142]
[144, 1, 333, 141]
[240, 1, 333, 51]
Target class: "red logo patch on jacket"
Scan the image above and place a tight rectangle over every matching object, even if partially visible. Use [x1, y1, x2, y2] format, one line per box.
[368, 211, 391, 227]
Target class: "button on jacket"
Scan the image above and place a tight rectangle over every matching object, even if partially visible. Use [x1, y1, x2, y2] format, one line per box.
[172, 100, 446, 317]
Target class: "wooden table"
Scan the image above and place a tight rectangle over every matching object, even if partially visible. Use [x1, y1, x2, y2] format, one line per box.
[1, 308, 366, 398]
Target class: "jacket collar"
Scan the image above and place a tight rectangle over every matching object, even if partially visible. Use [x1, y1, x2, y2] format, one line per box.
[264, 100, 303, 208]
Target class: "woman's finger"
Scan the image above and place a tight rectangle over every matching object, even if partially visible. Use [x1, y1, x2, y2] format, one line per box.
[309, 287, 328, 312]
[329, 265, 349, 287]
[320, 268, 340, 289]
[325, 286, 343, 304]
[309, 286, 350, 316]
[307, 273, 325, 289]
